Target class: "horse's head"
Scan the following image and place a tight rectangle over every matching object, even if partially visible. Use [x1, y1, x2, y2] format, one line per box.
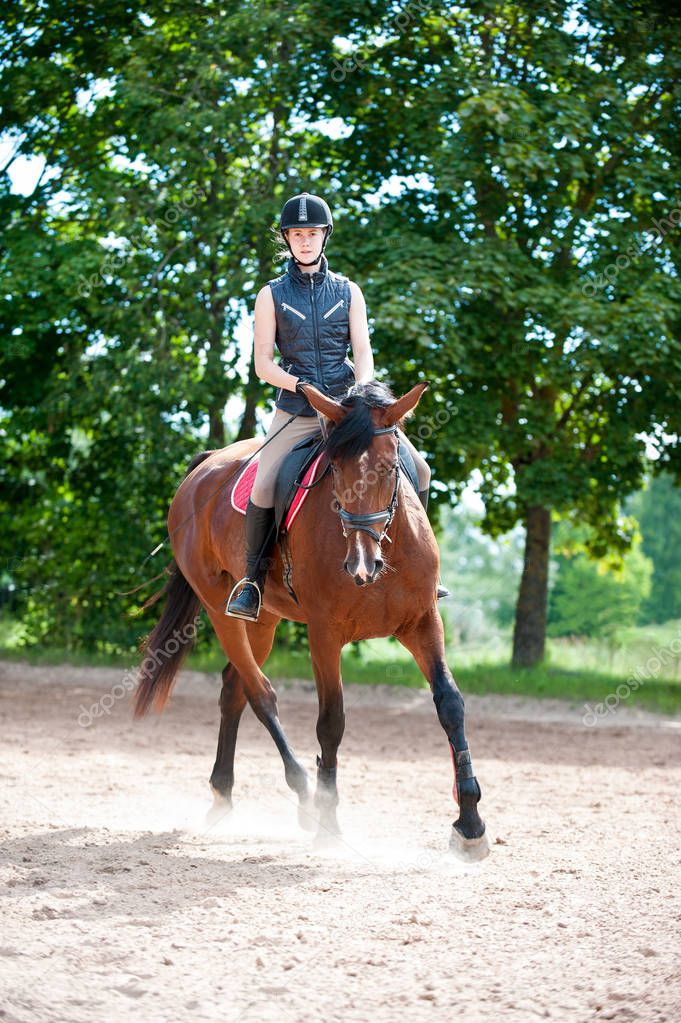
[301, 380, 428, 586]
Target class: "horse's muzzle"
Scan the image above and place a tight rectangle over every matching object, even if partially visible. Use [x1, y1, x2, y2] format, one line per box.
[344, 557, 384, 586]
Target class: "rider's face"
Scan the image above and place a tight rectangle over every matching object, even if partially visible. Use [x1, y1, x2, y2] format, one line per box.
[285, 227, 325, 263]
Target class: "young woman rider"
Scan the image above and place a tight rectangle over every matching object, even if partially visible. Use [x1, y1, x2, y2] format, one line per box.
[225, 191, 446, 621]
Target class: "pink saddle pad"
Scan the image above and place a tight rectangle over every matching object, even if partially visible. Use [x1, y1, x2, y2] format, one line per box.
[231, 452, 326, 532]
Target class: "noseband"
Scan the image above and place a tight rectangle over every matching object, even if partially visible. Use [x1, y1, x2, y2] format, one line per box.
[333, 425, 400, 545]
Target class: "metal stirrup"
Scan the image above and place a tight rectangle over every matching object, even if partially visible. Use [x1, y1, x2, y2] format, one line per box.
[225, 577, 262, 618]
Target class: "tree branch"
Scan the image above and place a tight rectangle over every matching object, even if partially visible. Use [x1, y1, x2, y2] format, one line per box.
[556, 374, 594, 432]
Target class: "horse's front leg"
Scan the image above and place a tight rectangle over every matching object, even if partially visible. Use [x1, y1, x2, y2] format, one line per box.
[307, 623, 345, 842]
[396, 608, 490, 860]
[209, 662, 247, 811]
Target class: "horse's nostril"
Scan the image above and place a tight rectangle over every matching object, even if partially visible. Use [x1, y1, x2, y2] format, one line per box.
[344, 560, 351, 574]
[374, 559, 384, 574]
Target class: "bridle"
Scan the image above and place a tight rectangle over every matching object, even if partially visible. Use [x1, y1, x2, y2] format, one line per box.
[331, 425, 401, 545]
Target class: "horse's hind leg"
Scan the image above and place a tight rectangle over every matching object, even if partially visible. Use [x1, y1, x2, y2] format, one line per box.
[205, 602, 311, 816]
[209, 615, 279, 809]
[308, 624, 345, 841]
[396, 607, 490, 861]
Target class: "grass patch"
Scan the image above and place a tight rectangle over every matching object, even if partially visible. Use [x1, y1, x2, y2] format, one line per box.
[0, 642, 132, 670]
[188, 639, 681, 714]
[185, 643, 426, 686]
[2, 615, 679, 716]
[454, 663, 681, 716]
[265, 653, 680, 715]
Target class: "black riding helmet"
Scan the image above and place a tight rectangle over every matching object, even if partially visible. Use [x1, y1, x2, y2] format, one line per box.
[279, 192, 333, 266]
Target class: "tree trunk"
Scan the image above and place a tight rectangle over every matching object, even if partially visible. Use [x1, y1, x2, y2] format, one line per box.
[236, 350, 259, 441]
[208, 404, 225, 448]
[512, 505, 552, 668]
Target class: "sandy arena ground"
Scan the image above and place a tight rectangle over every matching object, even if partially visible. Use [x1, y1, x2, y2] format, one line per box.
[1, 658, 680, 1023]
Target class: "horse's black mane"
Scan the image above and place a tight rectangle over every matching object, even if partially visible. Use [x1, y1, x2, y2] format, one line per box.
[325, 380, 397, 462]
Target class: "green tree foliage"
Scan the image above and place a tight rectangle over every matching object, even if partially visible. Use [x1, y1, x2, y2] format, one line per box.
[326, 0, 681, 665]
[1, 0, 680, 666]
[548, 523, 652, 638]
[1, 0, 366, 650]
[630, 473, 681, 624]
[438, 501, 525, 640]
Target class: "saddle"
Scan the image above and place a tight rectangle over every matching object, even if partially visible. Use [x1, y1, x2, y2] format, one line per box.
[231, 432, 328, 532]
[230, 430, 420, 601]
[273, 431, 328, 535]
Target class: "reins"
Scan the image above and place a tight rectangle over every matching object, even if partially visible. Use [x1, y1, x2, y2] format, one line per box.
[293, 410, 333, 491]
[294, 458, 332, 491]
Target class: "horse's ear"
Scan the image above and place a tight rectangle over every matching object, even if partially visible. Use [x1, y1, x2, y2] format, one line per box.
[378, 382, 429, 427]
[299, 383, 346, 424]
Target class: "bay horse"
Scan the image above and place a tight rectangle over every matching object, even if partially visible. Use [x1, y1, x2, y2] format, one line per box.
[134, 380, 489, 860]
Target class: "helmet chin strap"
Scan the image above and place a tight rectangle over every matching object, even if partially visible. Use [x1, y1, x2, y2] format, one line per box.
[293, 252, 322, 267]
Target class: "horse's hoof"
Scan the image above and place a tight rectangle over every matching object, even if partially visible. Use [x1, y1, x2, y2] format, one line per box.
[313, 827, 343, 850]
[205, 787, 233, 827]
[297, 797, 318, 833]
[449, 824, 490, 862]
[210, 781, 232, 801]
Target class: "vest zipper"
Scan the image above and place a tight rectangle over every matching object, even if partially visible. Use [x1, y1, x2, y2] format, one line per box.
[310, 276, 323, 386]
[322, 299, 344, 319]
[282, 302, 306, 319]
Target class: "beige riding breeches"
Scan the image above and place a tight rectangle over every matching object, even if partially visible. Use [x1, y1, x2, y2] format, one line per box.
[250, 409, 324, 507]
[249, 408, 432, 508]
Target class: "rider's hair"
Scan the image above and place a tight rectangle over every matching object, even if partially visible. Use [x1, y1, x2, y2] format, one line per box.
[269, 223, 331, 265]
[270, 225, 290, 263]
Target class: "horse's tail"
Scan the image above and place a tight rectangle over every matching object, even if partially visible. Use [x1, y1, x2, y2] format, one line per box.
[133, 450, 215, 716]
[184, 450, 214, 477]
[133, 560, 201, 718]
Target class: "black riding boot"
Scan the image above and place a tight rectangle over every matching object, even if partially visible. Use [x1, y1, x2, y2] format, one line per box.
[225, 499, 276, 621]
[418, 488, 450, 599]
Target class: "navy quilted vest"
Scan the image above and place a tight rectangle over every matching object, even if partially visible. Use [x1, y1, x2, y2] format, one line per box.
[268, 254, 354, 416]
